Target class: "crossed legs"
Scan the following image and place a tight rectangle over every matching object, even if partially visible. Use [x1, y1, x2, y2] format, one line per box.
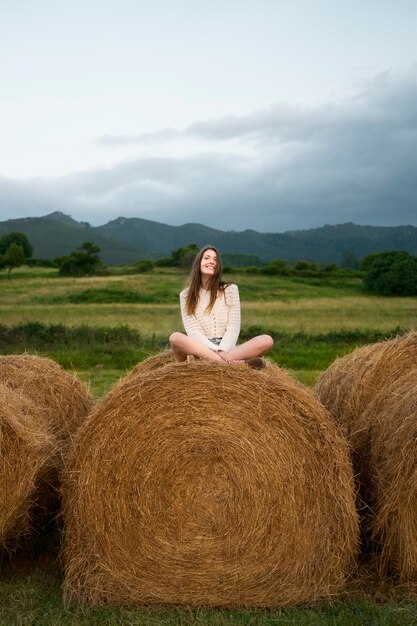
[169, 332, 273, 363]
[226, 335, 274, 361]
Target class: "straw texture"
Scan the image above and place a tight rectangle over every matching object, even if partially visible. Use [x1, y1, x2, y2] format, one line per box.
[0, 354, 94, 552]
[63, 360, 358, 607]
[130, 351, 176, 375]
[0, 354, 94, 464]
[315, 332, 417, 581]
[364, 370, 417, 580]
[0, 384, 54, 548]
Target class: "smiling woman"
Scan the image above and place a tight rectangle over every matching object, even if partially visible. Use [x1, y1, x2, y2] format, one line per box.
[169, 246, 273, 367]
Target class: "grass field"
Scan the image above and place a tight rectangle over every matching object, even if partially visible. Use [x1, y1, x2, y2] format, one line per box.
[1, 268, 415, 336]
[1, 267, 416, 624]
[1, 267, 415, 395]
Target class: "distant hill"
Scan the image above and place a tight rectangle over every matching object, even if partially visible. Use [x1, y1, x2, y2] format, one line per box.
[0, 212, 416, 265]
[0, 212, 146, 265]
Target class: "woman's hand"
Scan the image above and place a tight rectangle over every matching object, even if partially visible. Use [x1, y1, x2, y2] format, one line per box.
[218, 350, 234, 363]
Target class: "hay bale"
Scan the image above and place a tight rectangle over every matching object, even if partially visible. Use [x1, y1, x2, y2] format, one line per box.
[0, 354, 93, 554]
[62, 360, 358, 607]
[0, 384, 54, 549]
[130, 351, 176, 376]
[315, 332, 417, 448]
[130, 351, 279, 378]
[315, 332, 417, 580]
[0, 354, 94, 462]
[359, 370, 417, 580]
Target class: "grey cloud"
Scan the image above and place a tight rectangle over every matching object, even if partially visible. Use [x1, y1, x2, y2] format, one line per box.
[1, 69, 416, 232]
[97, 128, 179, 146]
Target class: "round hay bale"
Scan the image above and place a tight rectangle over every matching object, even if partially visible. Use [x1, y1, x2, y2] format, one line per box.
[314, 332, 417, 580]
[0, 354, 94, 462]
[62, 360, 358, 607]
[130, 351, 176, 376]
[314, 332, 417, 448]
[360, 370, 417, 581]
[0, 383, 54, 549]
[130, 351, 279, 379]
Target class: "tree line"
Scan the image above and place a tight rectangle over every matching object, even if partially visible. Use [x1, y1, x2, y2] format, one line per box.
[1, 234, 416, 296]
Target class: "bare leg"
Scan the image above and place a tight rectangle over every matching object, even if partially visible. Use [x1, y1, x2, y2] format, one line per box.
[169, 332, 224, 363]
[227, 335, 274, 361]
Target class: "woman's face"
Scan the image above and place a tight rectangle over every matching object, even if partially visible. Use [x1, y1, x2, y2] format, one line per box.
[200, 249, 218, 279]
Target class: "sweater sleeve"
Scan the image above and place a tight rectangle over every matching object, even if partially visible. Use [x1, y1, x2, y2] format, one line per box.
[218, 284, 241, 352]
[180, 290, 218, 351]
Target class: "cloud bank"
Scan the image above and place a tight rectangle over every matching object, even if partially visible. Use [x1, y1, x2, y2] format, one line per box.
[1, 69, 416, 232]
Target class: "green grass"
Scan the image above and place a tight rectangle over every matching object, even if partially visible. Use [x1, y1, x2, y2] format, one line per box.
[0, 269, 415, 337]
[0, 323, 407, 396]
[0, 569, 416, 626]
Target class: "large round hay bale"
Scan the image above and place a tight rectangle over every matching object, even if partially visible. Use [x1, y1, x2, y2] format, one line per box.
[62, 360, 358, 607]
[129, 351, 279, 381]
[315, 332, 417, 580]
[130, 351, 176, 375]
[130, 352, 280, 381]
[315, 332, 417, 448]
[0, 354, 94, 555]
[0, 354, 94, 462]
[0, 384, 54, 549]
[358, 370, 417, 581]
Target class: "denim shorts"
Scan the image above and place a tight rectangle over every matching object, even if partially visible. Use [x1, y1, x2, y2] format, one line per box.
[209, 337, 222, 346]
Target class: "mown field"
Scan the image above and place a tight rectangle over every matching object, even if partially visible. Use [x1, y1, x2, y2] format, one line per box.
[1, 266, 416, 625]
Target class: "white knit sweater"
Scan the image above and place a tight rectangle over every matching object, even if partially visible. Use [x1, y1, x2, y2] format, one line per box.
[180, 284, 241, 352]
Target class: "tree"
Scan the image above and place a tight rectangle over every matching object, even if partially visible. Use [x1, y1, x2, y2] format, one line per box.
[171, 243, 199, 269]
[362, 251, 417, 296]
[0, 232, 33, 258]
[294, 259, 319, 272]
[262, 259, 291, 276]
[135, 259, 154, 273]
[155, 243, 199, 269]
[1, 243, 26, 276]
[56, 241, 104, 276]
[360, 252, 384, 273]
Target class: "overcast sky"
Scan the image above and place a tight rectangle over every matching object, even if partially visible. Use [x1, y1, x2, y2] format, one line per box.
[0, 1, 416, 232]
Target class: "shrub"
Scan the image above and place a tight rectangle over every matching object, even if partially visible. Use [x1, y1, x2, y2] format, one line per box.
[0, 243, 26, 275]
[0, 232, 33, 258]
[56, 242, 105, 277]
[363, 251, 417, 296]
[243, 266, 261, 274]
[294, 260, 319, 272]
[26, 258, 57, 268]
[135, 259, 154, 273]
[154, 256, 176, 267]
[261, 259, 291, 276]
[0, 322, 141, 347]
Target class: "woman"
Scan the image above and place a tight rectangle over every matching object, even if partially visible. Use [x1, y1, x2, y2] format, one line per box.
[169, 246, 274, 366]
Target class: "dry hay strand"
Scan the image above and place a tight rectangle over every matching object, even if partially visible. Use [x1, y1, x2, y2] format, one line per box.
[314, 332, 417, 449]
[314, 332, 417, 581]
[0, 383, 55, 549]
[0, 354, 93, 555]
[361, 370, 417, 582]
[62, 360, 358, 607]
[130, 351, 279, 379]
[0, 354, 94, 464]
[130, 351, 176, 376]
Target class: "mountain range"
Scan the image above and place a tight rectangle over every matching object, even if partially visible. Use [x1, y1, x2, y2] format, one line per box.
[0, 212, 416, 266]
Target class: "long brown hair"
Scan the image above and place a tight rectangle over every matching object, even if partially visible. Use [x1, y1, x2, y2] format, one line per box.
[186, 246, 227, 315]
